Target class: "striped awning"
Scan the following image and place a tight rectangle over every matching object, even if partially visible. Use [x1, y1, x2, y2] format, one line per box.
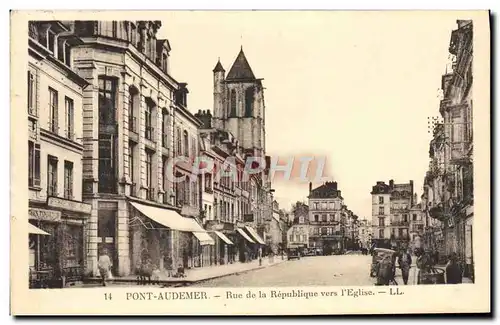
[193, 231, 215, 246]
[245, 226, 266, 245]
[236, 228, 255, 243]
[213, 231, 234, 245]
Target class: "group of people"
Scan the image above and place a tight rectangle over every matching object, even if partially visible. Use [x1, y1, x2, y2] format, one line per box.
[374, 247, 463, 286]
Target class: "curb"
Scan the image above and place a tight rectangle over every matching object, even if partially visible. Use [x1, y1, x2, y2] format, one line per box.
[191, 259, 286, 286]
[84, 260, 288, 287]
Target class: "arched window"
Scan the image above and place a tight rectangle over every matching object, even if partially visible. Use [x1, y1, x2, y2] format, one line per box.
[230, 89, 237, 117]
[245, 87, 254, 117]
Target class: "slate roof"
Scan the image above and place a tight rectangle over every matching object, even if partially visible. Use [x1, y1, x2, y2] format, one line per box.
[226, 48, 256, 81]
[213, 59, 225, 73]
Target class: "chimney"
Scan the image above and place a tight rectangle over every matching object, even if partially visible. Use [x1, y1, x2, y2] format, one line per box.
[389, 179, 394, 187]
[195, 110, 212, 129]
[309, 182, 312, 194]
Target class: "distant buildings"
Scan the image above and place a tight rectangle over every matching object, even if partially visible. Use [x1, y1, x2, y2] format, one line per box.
[357, 219, 372, 249]
[307, 182, 345, 253]
[287, 202, 310, 249]
[370, 179, 418, 249]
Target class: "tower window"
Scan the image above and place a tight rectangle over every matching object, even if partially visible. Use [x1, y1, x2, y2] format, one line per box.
[230, 89, 237, 117]
[244, 87, 254, 117]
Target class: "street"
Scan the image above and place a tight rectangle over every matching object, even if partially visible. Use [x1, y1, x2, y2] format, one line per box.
[193, 254, 376, 287]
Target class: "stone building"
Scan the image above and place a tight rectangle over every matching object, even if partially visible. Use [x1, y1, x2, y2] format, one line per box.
[70, 20, 213, 277]
[205, 49, 271, 259]
[357, 219, 373, 250]
[423, 20, 474, 278]
[371, 179, 414, 249]
[307, 181, 345, 254]
[27, 21, 92, 286]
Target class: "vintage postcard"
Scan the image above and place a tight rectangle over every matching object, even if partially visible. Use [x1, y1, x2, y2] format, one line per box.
[10, 10, 490, 315]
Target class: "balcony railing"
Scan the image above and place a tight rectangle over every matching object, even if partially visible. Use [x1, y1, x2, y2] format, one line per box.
[130, 183, 138, 197]
[64, 188, 73, 200]
[47, 184, 58, 197]
[145, 126, 155, 141]
[391, 221, 409, 227]
[146, 188, 156, 201]
[129, 116, 138, 134]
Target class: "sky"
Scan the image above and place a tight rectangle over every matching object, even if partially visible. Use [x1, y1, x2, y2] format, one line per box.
[158, 11, 469, 220]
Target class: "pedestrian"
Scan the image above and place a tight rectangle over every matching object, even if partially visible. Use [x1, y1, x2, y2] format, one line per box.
[375, 255, 393, 285]
[258, 246, 263, 266]
[445, 252, 463, 284]
[398, 248, 412, 285]
[97, 248, 112, 287]
[164, 254, 173, 278]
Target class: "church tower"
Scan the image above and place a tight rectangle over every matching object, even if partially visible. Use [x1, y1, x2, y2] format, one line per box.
[212, 48, 266, 158]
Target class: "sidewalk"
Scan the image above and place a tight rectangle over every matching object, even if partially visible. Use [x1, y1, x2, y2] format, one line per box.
[85, 256, 287, 286]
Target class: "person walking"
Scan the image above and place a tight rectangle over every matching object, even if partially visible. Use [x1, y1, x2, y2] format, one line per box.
[445, 252, 463, 284]
[163, 254, 173, 278]
[97, 248, 112, 287]
[398, 248, 412, 285]
[375, 255, 394, 285]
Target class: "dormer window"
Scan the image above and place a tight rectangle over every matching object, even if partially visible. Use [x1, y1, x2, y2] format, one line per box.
[47, 29, 56, 53]
[162, 53, 168, 72]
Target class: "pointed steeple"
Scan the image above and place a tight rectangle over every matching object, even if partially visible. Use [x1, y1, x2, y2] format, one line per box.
[213, 58, 225, 73]
[226, 48, 256, 81]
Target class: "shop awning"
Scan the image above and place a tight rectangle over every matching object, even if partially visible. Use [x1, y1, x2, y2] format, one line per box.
[193, 231, 215, 246]
[28, 223, 50, 236]
[236, 228, 255, 243]
[213, 231, 234, 245]
[245, 226, 266, 245]
[130, 202, 206, 233]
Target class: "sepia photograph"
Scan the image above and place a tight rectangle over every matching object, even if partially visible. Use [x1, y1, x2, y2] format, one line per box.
[10, 10, 490, 315]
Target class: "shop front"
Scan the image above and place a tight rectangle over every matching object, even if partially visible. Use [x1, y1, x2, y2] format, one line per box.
[236, 228, 255, 262]
[28, 197, 91, 288]
[128, 201, 214, 275]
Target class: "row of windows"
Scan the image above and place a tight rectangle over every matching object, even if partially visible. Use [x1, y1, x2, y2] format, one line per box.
[29, 22, 72, 67]
[212, 197, 251, 223]
[312, 214, 340, 222]
[28, 70, 75, 140]
[377, 228, 410, 239]
[289, 234, 306, 243]
[28, 141, 74, 199]
[311, 227, 342, 235]
[98, 78, 195, 160]
[311, 201, 340, 210]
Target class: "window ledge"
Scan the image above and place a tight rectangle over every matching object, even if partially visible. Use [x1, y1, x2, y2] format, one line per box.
[29, 185, 42, 192]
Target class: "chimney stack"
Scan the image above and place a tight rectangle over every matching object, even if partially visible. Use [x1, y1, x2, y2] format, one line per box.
[309, 182, 312, 194]
[389, 179, 394, 188]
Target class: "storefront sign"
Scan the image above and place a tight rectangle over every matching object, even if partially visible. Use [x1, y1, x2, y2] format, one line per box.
[47, 197, 92, 214]
[28, 208, 61, 222]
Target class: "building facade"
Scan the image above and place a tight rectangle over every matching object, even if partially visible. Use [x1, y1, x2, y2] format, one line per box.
[28, 21, 92, 286]
[307, 182, 344, 254]
[71, 20, 213, 277]
[371, 179, 414, 249]
[422, 20, 474, 279]
[357, 219, 373, 250]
